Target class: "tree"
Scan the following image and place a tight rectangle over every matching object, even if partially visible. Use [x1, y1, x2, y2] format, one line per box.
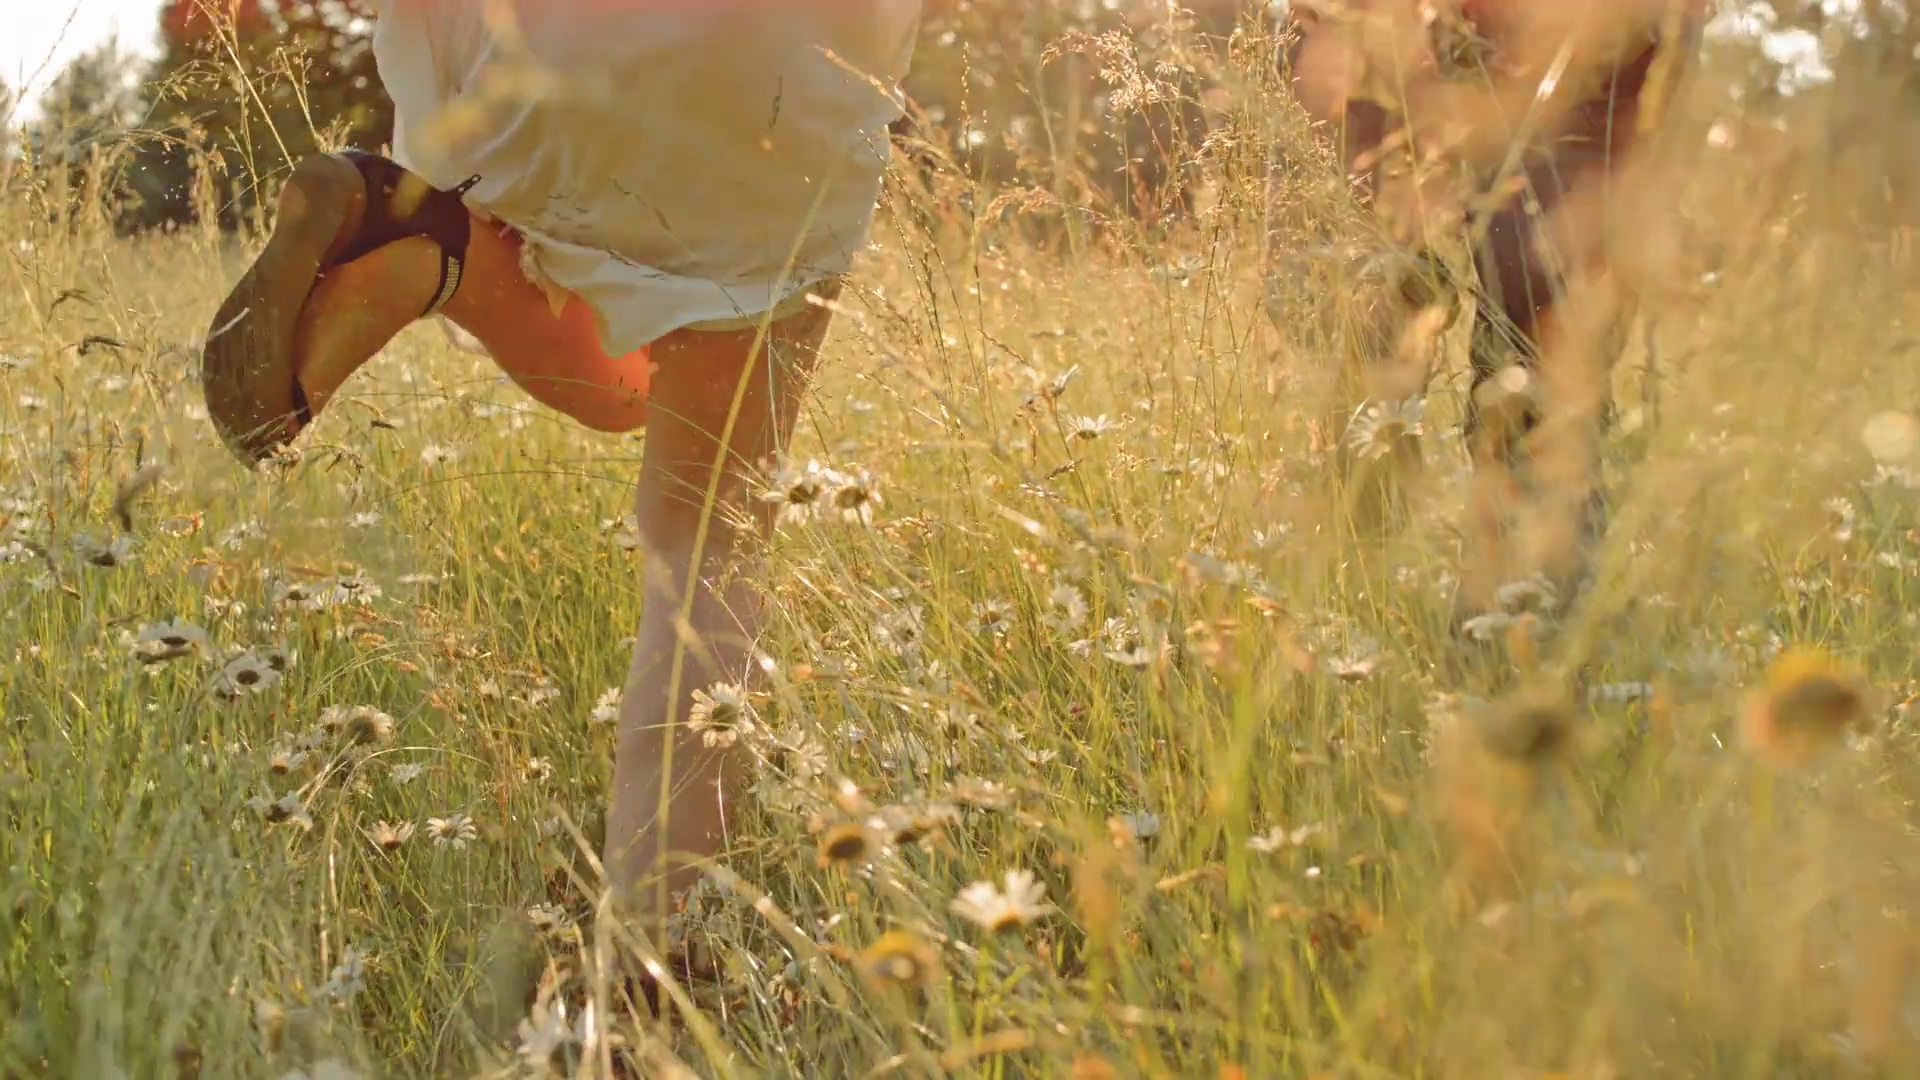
[128, 0, 392, 230]
[20, 41, 146, 223]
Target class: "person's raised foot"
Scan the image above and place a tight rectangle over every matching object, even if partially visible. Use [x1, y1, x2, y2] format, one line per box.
[201, 153, 366, 464]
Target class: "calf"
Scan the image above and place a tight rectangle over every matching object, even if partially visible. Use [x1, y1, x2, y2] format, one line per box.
[1275, 0, 1708, 610]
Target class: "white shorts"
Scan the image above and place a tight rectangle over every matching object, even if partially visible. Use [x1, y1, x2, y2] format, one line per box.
[368, 0, 920, 354]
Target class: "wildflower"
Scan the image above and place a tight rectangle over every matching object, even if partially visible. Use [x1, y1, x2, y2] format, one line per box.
[517, 998, 581, 1066]
[324, 573, 383, 606]
[1046, 363, 1082, 401]
[1104, 639, 1158, 669]
[1345, 397, 1427, 462]
[523, 756, 554, 782]
[1113, 810, 1162, 842]
[878, 801, 960, 847]
[828, 468, 882, 525]
[972, 598, 1015, 638]
[213, 651, 282, 699]
[1459, 611, 1531, 643]
[951, 869, 1055, 932]
[320, 946, 369, 1002]
[949, 776, 1014, 809]
[760, 458, 836, 527]
[368, 820, 415, 851]
[426, 813, 479, 849]
[687, 683, 756, 748]
[1043, 581, 1089, 635]
[132, 619, 208, 664]
[854, 930, 940, 988]
[1493, 574, 1558, 615]
[517, 679, 561, 709]
[1741, 648, 1873, 768]
[1066, 413, 1119, 441]
[74, 533, 134, 568]
[218, 521, 264, 550]
[389, 762, 425, 785]
[321, 705, 396, 747]
[247, 792, 313, 831]
[588, 687, 623, 725]
[608, 516, 645, 551]
[1250, 525, 1291, 551]
[267, 748, 310, 776]
[1248, 823, 1326, 854]
[525, 902, 574, 935]
[761, 729, 828, 783]
[816, 821, 875, 867]
[1324, 650, 1385, 682]
[873, 606, 925, 658]
[1590, 681, 1654, 705]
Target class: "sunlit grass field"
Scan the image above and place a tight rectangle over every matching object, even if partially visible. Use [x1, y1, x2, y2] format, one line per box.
[7, 23, 1920, 1079]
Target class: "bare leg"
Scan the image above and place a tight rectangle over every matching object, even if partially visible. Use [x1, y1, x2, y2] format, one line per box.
[292, 229, 652, 432]
[205, 153, 653, 453]
[602, 292, 834, 920]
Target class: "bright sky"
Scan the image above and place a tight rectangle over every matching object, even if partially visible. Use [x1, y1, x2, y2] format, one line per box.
[3, 0, 160, 122]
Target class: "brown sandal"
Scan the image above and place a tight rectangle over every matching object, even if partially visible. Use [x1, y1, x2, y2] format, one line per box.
[202, 152, 479, 462]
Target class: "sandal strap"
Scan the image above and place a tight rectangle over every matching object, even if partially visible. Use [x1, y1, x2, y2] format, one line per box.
[290, 375, 314, 428]
[332, 151, 480, 270]
[290, 155, 483, 432]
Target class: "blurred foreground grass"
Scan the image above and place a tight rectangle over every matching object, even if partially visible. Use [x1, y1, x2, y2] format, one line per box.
[5, 15, 1920, 1078]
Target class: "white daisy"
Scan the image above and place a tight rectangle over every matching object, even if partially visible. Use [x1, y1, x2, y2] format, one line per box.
[1494, 574, 1558, 615]
[132, 619, 208, 664]
[950, 869, 1055, 932]
[367, 820, 415, 851]
[320, 946, 370, 1002]
[972, 598, 1015, 638]
[1115, 810, 1162, 841]
[1345, 397, 1427, 462]
[759, 457, 838, 527]
[828, 468, 883, 526]
[588, 687, 623, 726]
[517, 999, 582, 1066]
[74, 533, 134, 568]
[688, 683, 756, 749]
[247, 792, 313, 831]
[321, 705, 395, 747]
[1043, 581, 1089, 635]
[1248, 823, 1326, 854]
[213, 651, 282, 699]
[1066, 413, 1120, 441]
[874, 605, 926, 657]
[426, 813, 478, 849]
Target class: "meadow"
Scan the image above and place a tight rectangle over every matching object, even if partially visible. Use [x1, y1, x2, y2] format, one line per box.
[5, 9, 1920, 1078]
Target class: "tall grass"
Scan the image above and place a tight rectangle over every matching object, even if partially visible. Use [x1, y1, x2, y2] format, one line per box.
[4, 4, 1920, 1077]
